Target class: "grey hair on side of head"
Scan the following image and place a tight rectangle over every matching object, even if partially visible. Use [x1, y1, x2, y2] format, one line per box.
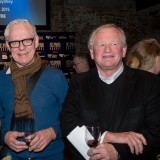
[4, 19, 37, 40]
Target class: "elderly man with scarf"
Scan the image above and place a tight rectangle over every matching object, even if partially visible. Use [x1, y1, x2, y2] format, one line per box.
[0, 19, 68, 160]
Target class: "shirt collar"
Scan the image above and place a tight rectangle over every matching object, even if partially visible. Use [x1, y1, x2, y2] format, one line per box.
[98, 64, 124, 84]
[6, 67, 11, 74]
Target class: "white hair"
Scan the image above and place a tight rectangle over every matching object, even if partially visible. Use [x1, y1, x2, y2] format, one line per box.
[4, 19, 37, 40]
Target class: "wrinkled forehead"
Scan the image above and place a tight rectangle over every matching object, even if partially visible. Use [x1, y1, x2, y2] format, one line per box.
[93, 28, 124, 46]
[8, 23, 34, 40]
[95, 28, 121, 39]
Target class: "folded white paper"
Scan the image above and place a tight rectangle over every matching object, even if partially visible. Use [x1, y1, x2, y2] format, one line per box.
[67, 125, 90, 160]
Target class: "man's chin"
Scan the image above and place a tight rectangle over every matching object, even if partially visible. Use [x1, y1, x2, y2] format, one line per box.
[16, 61, 33, 68]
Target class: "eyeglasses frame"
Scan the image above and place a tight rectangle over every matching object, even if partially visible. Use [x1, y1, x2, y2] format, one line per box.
[8, 37, 35, 48]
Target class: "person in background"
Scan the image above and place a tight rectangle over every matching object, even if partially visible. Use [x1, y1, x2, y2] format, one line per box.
[72, 52, 94, 73]
[0, 19, 68, 160]
[60, 23, 160, 160]
[126, 38, 160, 75]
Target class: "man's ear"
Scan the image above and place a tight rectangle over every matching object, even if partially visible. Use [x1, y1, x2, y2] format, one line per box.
[89, 49, 94, 60]
[35, 35, 39, 49]
[5, 42, 11, 51]
[122, 47, 127, 58]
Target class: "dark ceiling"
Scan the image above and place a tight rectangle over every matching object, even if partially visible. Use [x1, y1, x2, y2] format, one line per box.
[135, 0, 160, 11]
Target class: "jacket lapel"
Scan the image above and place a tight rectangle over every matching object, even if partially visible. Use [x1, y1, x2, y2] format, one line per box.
[112, 66, 137, 131]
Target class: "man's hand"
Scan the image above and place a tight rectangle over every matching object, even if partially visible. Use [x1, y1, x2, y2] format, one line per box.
[88, 143, 118, 160]
[103, 131, 147, 155]
[29, 127, 56, 152]
[4, 131, 27, 152]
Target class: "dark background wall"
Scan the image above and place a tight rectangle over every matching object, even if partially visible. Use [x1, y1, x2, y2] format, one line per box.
[0, 0, 160, 78]
[50, 0, 160, 53]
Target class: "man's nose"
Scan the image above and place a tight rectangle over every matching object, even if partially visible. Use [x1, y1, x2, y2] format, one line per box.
[19, 41, 25, 49]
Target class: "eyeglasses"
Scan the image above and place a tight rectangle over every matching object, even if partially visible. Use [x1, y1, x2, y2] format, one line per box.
[8, 38, 34, 48]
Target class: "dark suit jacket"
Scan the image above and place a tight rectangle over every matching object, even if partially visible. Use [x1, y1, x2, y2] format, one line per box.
[60, 65, 160, 160]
